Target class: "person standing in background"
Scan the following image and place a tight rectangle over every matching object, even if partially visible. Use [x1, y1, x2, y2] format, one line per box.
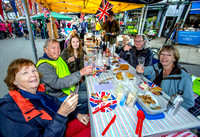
[79, 19, 87, 40]
[22, 20, 29, 40]
[31, 22, 36, 39]
[92, 21, 96, 35]
[102, 10, 120, 45]
[95, 20, 101, 35]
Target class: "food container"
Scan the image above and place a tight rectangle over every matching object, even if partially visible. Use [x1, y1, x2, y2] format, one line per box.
[137, 91, 167, 115]
[126, 91, 138, 107]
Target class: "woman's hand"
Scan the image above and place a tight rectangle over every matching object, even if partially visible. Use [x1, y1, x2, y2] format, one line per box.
[79, 66, 93, 76]
[136, 65, 144, 73]
[57, 94, 78, 116]
[68, 56, 75, 63]
[77, 113, 90, 125]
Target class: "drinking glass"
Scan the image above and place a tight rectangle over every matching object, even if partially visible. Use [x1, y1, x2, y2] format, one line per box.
[138, 57, 145, 69]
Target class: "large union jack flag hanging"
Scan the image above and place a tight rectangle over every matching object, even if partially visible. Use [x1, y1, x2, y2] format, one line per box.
[43, 7, 50, 19]
[95, 0, 113, 22]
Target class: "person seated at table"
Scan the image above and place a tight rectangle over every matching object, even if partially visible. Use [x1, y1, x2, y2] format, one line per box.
[0, 58, 91, 137]
[64, 29, 77, 48]
[136, 45, 195, 109]
[129, 35, 153, 68]
[116, 35, 132, 61]
[61, 35, 86, 74]
[36, 38, 93, 114]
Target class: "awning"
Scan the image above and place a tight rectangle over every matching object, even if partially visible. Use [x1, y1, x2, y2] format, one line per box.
[190, 1, 200, 14]
[32, 12, 72, 20]
[35, 0, 144, 13]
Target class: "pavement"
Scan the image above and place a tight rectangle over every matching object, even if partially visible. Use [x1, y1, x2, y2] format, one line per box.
[0, 36, 200, 98]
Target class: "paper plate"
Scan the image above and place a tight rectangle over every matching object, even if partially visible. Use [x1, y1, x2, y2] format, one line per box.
[90, 91, 117, 112]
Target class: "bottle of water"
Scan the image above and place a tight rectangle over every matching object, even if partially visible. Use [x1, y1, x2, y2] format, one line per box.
[166, 90, 184, 116]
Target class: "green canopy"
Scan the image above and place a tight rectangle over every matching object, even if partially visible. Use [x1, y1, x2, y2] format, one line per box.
[32, 12, 72, 38]
[32, 12, 72, 21]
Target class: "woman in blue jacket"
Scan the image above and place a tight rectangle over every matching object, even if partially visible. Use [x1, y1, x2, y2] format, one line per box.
[136, 45, 195, 110]
[0, 58, 91, 137]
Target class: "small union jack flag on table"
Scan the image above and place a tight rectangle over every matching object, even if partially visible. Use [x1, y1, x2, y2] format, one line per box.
[95, 0, 113, 22]
[90, 91, 117, 112]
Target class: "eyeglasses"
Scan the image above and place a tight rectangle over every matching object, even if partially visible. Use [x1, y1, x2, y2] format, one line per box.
[134, 40, 144, 43]
[160, 53, 173, 57]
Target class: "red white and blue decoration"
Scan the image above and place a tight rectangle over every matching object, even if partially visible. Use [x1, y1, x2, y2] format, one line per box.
[90, 91, 117, 112]
[139, 82, 158, 90]
[95, 0, 113, 22]
[43, 7, 50, 19]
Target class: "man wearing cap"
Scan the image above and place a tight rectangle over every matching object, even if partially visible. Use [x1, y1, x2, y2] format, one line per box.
[102, 10, 120, 45]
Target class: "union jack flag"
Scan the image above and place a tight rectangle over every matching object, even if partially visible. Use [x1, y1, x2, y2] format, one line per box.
[21, 9, 25, 16]
[95, 0, 113, 22]
[90, 91, 117, 112]
[19, 20, 23, 33]
[43, 7, 50, 19]
[80, 13, 85, 21]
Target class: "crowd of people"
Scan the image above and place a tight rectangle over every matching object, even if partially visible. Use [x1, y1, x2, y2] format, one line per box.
[0, 10, 197, 136]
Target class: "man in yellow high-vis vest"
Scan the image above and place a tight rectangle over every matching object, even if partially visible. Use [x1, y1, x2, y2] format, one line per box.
[36, 38, 93, 114]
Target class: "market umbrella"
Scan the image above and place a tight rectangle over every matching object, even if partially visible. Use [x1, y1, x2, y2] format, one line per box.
[32, 12, 72, 21]
[35, 0, 144, 13]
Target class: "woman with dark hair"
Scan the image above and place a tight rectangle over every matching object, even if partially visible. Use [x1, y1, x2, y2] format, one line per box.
[61, 35, 86, 74]
[0, 58, 91, 137]
[136, 45, 195, 109]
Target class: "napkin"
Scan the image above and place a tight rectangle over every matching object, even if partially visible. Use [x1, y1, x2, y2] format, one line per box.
[93, 81, 114, 92]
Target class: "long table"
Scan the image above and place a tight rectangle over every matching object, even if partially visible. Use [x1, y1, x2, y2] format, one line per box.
[85, 62, 200, 137]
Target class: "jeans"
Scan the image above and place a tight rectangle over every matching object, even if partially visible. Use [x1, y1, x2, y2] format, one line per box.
[92, 31, 95, 35]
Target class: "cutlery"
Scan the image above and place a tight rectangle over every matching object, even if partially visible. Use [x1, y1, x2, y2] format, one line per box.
[135, 110, 145, 137]
[102, 114, 116, 136]
[92, 103, 111, 114]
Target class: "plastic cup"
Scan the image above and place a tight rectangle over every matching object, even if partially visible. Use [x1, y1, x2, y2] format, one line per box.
[138, 57, 145, 69]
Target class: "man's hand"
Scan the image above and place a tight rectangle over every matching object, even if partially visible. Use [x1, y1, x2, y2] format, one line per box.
[136, 65, 144, 74]
[77, 113, 90, 125]
[57, 94, 78, 116]
[79, 66, 93, 76]
[68, 56, 75, 63]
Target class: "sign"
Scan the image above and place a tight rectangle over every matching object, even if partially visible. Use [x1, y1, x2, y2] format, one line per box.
[166, 5, 185, 17]
[178, 31, 200, 46]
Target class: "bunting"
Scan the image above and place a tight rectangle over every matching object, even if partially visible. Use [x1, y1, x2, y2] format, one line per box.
[0, 0, 4, 20]
[10, 0, 18, 17]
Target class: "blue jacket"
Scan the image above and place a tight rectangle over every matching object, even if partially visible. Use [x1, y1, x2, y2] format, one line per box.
[0, 84, 75, 137]
[144, 63, 195, 109]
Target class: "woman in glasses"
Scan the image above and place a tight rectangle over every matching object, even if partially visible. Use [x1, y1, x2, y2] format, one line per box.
[136, 45, 195, 109]
[116, 35, 132, 62]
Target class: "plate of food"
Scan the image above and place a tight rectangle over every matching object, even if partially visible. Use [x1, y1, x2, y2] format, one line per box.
[137, 91, 167, 115]
[139, 82, 162, 96]
[116, 72, 135, 80]
[90, 91, 117, 112]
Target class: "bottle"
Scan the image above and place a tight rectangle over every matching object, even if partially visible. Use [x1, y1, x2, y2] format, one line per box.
[166, 90, 184, 116]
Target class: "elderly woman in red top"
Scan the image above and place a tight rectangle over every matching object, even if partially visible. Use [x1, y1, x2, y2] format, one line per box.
[0, 58, 91, 137]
